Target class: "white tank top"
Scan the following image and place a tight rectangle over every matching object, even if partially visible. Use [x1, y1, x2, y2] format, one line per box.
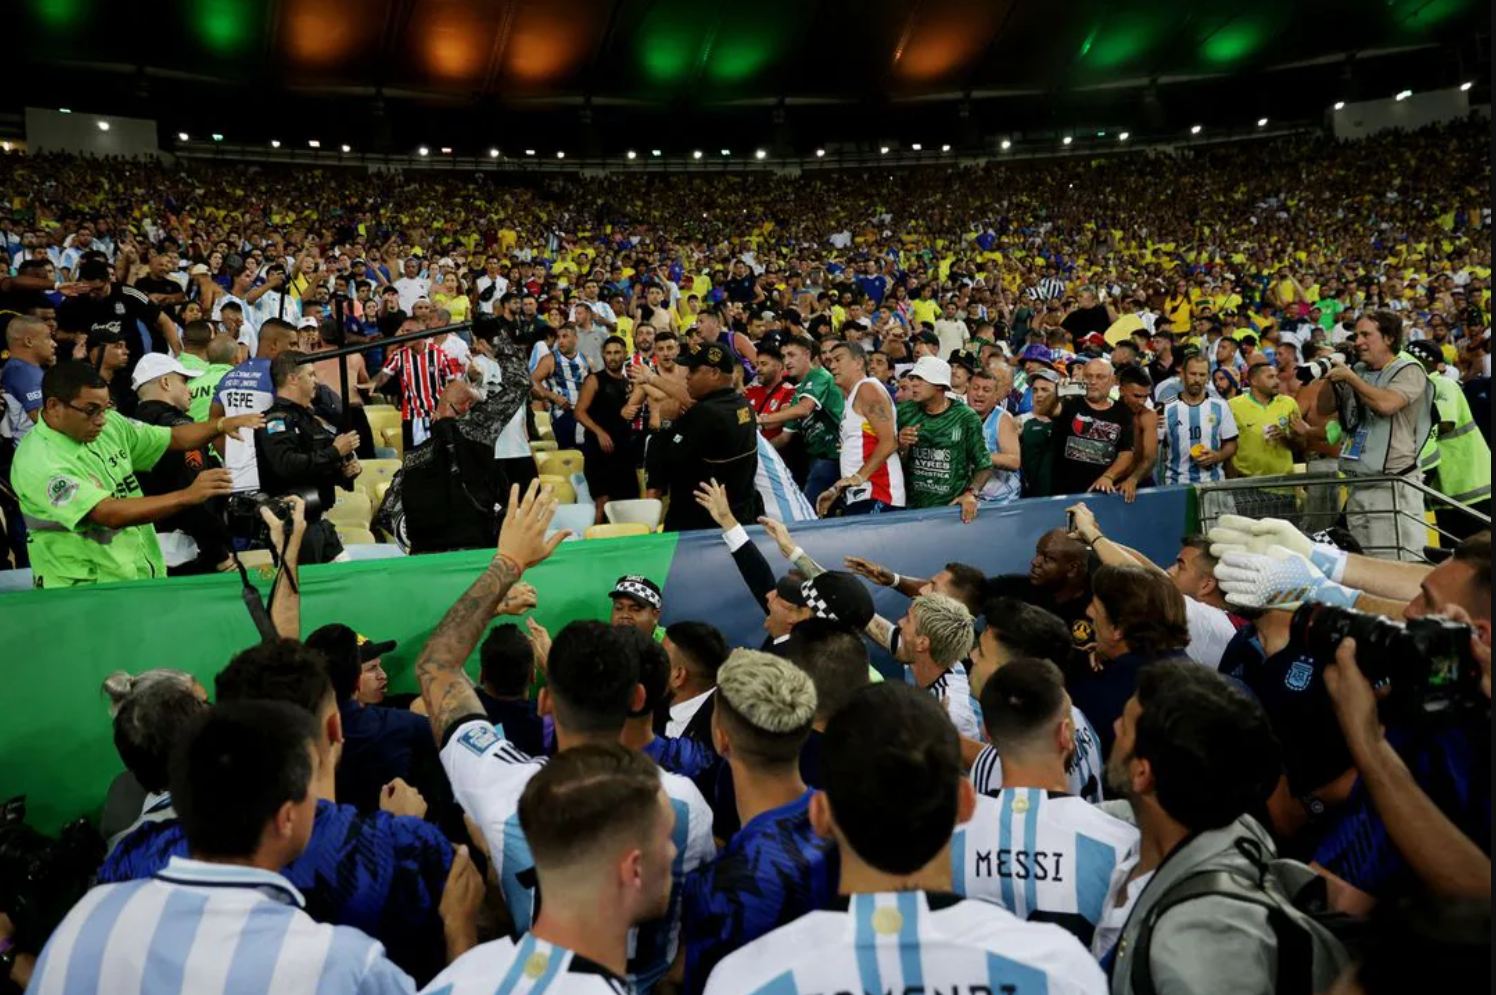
[839, 378, 906, 507]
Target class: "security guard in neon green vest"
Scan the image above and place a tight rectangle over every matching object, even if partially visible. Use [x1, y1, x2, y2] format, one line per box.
[9, 361, 264, 587]
[1407, 340, 1491, 540]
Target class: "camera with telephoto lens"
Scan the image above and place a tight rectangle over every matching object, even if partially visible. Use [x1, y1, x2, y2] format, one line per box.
[0, 798, 103, 967]
[1295, 354, 1345, 385]
[224, 488, 322, 542]
[1290, 603, 1482, 715]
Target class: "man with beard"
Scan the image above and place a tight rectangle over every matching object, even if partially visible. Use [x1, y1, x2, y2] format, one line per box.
[1157, 354, 1238, 486]
[576, 336, 640, 523]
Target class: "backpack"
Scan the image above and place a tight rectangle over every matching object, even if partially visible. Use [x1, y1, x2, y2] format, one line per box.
[1129, 836, 1358, 995]
[377, 419, 503, 553]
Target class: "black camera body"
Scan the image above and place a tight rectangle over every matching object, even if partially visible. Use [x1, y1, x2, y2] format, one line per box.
[1291, 602, 1482, 714]
[224, 488, 323, 542]
[0, 798, 103, 959]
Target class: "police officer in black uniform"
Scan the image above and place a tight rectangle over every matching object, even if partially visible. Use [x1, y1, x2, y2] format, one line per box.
[255, 351, 362, 563]
[644, 341, 760, 532]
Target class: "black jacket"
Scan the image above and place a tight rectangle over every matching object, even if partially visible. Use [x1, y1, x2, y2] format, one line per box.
[650, 387, 761, 532]
[255, 397, 353, 509]
[133, 399, 229, 569]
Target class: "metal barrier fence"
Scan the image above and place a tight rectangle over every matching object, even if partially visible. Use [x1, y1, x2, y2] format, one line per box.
[1194, 470, 1491, 563]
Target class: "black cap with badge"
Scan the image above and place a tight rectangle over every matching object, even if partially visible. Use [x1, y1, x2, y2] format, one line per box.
[776, 571, 875, 630]
[684, 342, 736, 374]
[609, 574, 663, 610]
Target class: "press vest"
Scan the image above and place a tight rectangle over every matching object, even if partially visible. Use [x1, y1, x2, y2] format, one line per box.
[1338, 356, 1434, 477]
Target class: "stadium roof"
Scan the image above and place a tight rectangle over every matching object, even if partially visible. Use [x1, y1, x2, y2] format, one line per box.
[7, 0, 1488, 156]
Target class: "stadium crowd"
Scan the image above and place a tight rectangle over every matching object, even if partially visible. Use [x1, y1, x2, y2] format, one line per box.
[0, 117, 1490, 995]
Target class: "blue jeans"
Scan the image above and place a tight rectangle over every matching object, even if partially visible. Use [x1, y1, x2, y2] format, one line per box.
[802, 458, 842, 504]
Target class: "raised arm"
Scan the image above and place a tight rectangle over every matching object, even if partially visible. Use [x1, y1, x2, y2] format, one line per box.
[259, 496, 308, 640]
[697, 479, 775, 613]
[416, 481, 571, 743]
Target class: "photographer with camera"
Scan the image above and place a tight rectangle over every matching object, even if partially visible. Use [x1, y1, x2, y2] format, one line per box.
[1316, 311, 1435, 560]
[255, 351, 362, 565]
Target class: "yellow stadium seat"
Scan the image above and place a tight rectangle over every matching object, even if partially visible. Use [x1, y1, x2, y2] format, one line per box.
[536, 449, 585, 478]
[584, 522, 650, 541]
[363, 405, 402, 459]
[336, 525, 378, 545]
[533, 410, 554, 442]
[529, 439, 558, 453]
[374, 480, 391, 507]
[328, 490, 373, 527]
[536, 474, 577, 505]
[604, 499, 663, 530]
[355, 458, 402, 506]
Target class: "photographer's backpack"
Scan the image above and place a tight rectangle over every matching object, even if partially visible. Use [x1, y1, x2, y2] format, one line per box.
[378, 419, 503, 553]
[1129, 837, 1358, 995]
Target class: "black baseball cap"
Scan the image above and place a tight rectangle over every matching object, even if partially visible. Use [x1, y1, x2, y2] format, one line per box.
[777, 571, 875, 629]
[684, 342, 736, 374]
[86, 326, 124, 348]
[1406, 340, 1443, 366]
[609, 574, 662, 610]
[78, 258, 112, 282]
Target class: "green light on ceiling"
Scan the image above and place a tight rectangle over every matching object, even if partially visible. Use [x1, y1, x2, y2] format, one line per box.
[33, 0, 86, 30]
[1078, 28, 1097, 59]
[1087, 12, 1165, 70]
[1201, 18, 1267, 65]
[709, 28, 776, 82]
[193, 0, 252, 55]
[1394, 0, 1473, 30]
[639, 9, 709, 83]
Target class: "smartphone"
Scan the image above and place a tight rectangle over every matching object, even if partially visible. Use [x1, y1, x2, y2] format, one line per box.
[1066, 509, 1077, 534]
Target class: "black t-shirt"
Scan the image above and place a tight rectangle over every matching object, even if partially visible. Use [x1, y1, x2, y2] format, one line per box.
[1048, 398, 1134, 496]
[133, 275, 185, 320]
[1147, 356, 1177, 388]
[57, 285, 164, 372]
[1218, 623, 1351, 796]
[985, 574, 1096, 652]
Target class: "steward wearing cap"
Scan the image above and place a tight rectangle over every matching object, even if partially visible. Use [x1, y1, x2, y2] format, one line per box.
[645, 341, 760, 532]
[256, 351, 363, 564]
[609, 574, 666, 642]
[132, 353, 233, 574]
[895, 356, 990, 518]
[11, 362, 258, 588]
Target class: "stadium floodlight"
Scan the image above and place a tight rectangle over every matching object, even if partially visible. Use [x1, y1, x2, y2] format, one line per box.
[1190, 124, 1202, 135]
[1460, 81, 1473, 92]
[1333, 101, 1345, 110]
[523, 149, 535, 155]
[1062, 136, 1073, 145]
[557, 151, 565, 159]
[1000, 139, 1012, 150]
[341, 144, 351, 153]
[941, 144, 950, 152]
[308, 140, 321, 148]
[626, 150, 637, 159]
[720, 149, 730, 156]
[693, 150, 703, 159]
[271, 140, 281, 148]
[651, 149, 661, 156]
[911, 143, 922, 151]
[419, 146, 430, 156]
[815, 149, 825, 157]
[96, 121, 110, 132]
[1119, 132, 1129, 141]
[178, 132, 189, 141]
[440, 147, 452, 154]
[1395, 90, 1411, 101]
[755, 149, 767, 159]
[1257, 117, 1268, 127]
[59, 108, 71, 114]
[211, 133, 224, 142]
[879, 146, 890, 154]
[1096, 130, 1105, 137]
[489, 148, 500, 157]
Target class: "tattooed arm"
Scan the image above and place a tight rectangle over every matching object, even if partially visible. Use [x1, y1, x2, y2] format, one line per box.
[417, 480, 572, 742]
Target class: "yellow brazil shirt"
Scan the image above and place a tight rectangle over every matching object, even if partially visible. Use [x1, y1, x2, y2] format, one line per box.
[1228, 393, 1300, 479]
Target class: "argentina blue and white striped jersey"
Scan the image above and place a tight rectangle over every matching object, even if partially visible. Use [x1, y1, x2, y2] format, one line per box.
[545, 347, 591, 409]
[439, 718, 715, 993]
[754, 432, 817, 522]
[970, 706, 1104, 803]
[1157, 396, 1238, 485]
[27, 856, 415, 995]
[911, 664, 983, 742]
[977, 407, 1022, 504]
[421, 935, 628, 995]
[702, 890, 1106, 995]
[952, 789, 1140, 945]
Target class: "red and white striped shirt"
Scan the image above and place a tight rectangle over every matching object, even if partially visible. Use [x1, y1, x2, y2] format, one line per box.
[382, 339, 464, 420]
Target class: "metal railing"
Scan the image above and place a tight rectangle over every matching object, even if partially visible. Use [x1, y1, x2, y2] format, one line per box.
[1194, 470, 1491, 563]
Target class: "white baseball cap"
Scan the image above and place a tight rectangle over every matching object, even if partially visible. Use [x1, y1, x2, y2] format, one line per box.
[297, 316, 321, 330]
[908, 355, 952, 389]
[131, 353, 204, 391]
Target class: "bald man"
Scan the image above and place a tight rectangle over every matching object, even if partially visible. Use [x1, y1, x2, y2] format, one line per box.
[987, 528, 1097, 653]
[1048, 357, 1133, 496]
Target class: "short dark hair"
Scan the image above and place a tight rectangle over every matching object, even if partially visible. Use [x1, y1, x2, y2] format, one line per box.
[782, 335, 818, 359]
[271, 351, 311, 390]
[1179, 534, 1218, 575]
[303, 625, 361, 702]
[654, 330, 678, 345]
[1361, 309, 1404, 352]
[547, 620, 639, 735]
[215, 638, 335, 718]
[981, 598, 1072, 659]
[479, 624, 534, 697]
[1092, 564, 1190, 657]
[518, 743, 664, 872]
[183, 320, 214, 349]
[1452, 530, 1491, 617]
[978, 657, 1068, 757]
[940, 563, 986, 614]
[627, 629, 672, 716]
[1132, 660, 1280, 831]
[821, 683, 961, 874]
[41, 361, 107, 405]
[171, 700, 319, 858]
[664, 621, 728, 684]
[1117, 364, 1153, 390]
[783, 618, 871, 721]
[603, 335, 627, 351]
[218, 300, 243, 315]
[113, 680, 209, 793]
